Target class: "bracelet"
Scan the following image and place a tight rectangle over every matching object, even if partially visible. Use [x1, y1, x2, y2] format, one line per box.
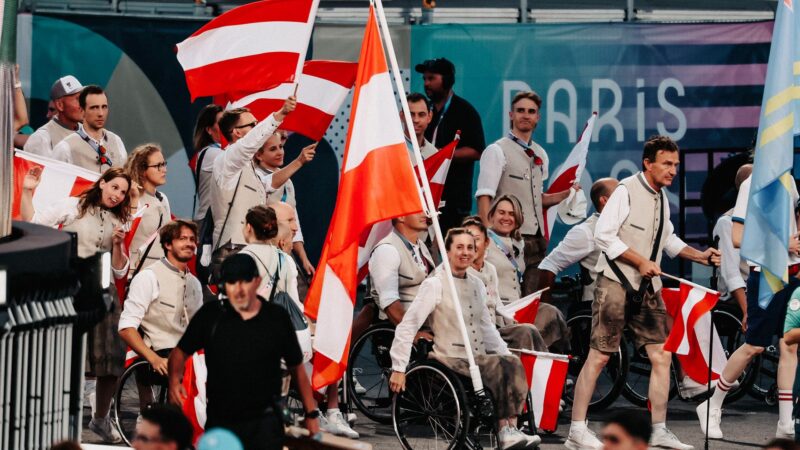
[304, 409, 320, 419]
[13, 82, 21, 89]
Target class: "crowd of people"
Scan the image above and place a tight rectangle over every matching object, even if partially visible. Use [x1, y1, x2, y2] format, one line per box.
[11, 55, 798, 450]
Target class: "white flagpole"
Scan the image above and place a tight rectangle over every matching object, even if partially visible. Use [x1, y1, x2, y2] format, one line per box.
[294, 0, 321, 84]
[372, 0, 484, 393]
[660, 272, 720, 296]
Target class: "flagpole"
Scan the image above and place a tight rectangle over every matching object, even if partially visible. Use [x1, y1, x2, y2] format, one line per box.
[660, 272, 720, 296]
[294, 0, 320, 83]
[372, 0, 484, 393]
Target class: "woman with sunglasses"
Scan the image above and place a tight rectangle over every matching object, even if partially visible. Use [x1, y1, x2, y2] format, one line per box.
[21, 166, 133, 444]
[124, 143, 171, 276]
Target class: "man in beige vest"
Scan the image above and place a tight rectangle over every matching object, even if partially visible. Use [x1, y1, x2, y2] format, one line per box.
[210, 97, 296, 249]
[404, 92, 437, 160]
[24, 75, 84, 157]
[565, 136, 720, 450]
[476, 91, 579, 296]
[389, 228, 539, 450]
[53, 85, 127, 173]
[119, 220, 203, 376]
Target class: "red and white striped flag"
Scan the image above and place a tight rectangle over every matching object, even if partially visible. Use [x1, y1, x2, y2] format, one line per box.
[543, 113, 596, 240]
[496, 289, 545, 325]
[176, 0, 318, 100]
[181, 351, 208, 444]
[12, 150, 98, 219]
[663, 282, 726, 384]
[518, 350, 569, 432]
[226, 60, 357, 141]
[304, 6, 423, 390]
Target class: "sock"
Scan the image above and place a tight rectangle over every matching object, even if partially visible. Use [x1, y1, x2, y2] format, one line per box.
[570, 420, 587, 431]
[709, 376, 734, 410]
[652, 422, 667, 431]
[327, 408, 340, 417]
[778, 390, 793, 425]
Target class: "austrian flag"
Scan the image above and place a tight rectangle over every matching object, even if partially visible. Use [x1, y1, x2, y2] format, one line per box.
[12, 151, 98, 219]
[517, 350, 569, 432]
[496, 288, 545, 325]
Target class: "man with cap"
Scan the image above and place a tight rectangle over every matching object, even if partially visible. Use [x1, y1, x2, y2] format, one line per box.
[23, 75, 84, 157]
[53, 84, 127, 173]
[416, 57, 486, 232]
[168, 253, 319, 450]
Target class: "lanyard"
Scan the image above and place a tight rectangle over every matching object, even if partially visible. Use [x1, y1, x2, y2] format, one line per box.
[77, 125, 112, 167]
[507, 131, 537, 158]
[394, 230, 431, 273]
[488, 229, 523, 284]
[431, 91, 454, 145]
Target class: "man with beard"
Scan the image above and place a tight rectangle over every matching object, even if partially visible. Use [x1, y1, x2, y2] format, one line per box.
[415, 58, 485, 232]
[53, 84, 127, 173]
[119, 220, 204, 376]
[404, 92, 437, 159]
[476, 90, 578, 295]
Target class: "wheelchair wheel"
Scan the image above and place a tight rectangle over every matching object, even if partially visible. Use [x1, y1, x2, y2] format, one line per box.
[113, 359, 169, 445]
[564, 311, 628, 412]
[621, 329, 678, 407]
[393, 361, 470, 449]
[347, 324, 395, 424]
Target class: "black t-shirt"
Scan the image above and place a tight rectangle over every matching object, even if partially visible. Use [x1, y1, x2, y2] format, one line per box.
[424, 93, 486, 213]
[177, 298, 303, 423]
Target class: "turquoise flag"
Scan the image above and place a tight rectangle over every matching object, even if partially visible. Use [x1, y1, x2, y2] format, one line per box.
[741, 0, 800, 309]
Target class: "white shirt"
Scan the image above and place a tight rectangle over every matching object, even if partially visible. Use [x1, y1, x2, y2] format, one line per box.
[390, 274, 510, 372]
[212, 114, 281, 191]
[52, 125, 128, 166]
[368, 240, 429, 310]
[712, 214, 748, 296]
[254, 166, 305, 243]
[475, 133, 549, 199]
[539, 219, 596, 274]
[195, 144, 223, 220]
[118, 262, 203, 331]
[23, 120, 72, 157]
[595, 178, 686, 260]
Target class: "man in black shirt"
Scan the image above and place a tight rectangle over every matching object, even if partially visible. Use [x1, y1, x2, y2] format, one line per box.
[168, 254, 319, 449]
[416, 57, 486, 232]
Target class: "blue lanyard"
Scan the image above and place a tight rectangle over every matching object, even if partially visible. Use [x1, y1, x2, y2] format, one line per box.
[487, 229, 523, 284]
[431, 92, 454, 144]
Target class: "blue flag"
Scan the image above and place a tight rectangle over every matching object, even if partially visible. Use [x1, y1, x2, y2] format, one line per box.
[741, 0, 800, 309]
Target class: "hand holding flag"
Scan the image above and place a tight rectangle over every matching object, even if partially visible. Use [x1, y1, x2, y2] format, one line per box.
[496, 288, 548, 325]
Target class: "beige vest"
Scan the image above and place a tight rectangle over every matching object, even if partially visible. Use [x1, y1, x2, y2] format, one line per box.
[595, 173, 670, 292]
[211, 162, 266, 248]
[129, 191, 169, 276]
[369, 231, 434, 309]
[60, 130, 126, 174]
[420, 139, 438, 160]
[63, 205, 120, 258]
[579, 214, 601, 301]
[139, 259, 203, 351]
[42, 119, 75, 149]
[494, 137, 546, 236]
[428, 270, 488, 360]
[240, 244, 292, 296]
[485, 233, 524, 303]
[468, 261, 500, 319]
[266, 176, 296, 208]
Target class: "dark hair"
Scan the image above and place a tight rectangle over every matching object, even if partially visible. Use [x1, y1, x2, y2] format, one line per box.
[125, 143, 163, 189]
[221, 252, 260, 283]
[50, 441, 83, 450]
[763, 438, 800, 450]
[245, 205, 279, 241]
[193, 103, 223, 152]
[78, 84, 104, 109]
[219, 107, 250, 142]
[406, 92, 432, 111]
[140, 404, 194, 450]
[604, 410, 651, 443]
[642, 135, 679, 169]
[78, 167, 132, 223]
[445, 227, 475, 251]
[159, 220, 198, 254]
[461, 215, 488, 239]
[488, 194, 525, 240]
[511, 91, 542, 109]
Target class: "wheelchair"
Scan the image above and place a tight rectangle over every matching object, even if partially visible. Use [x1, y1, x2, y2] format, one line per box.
[391, 340, 538, 450]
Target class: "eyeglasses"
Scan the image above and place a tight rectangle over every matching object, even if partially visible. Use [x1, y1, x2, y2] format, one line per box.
[132, 434, 165, 444]
[514, 107, 538, 114]
[147, 162, 168, 171]
[234, 120, 258, 130]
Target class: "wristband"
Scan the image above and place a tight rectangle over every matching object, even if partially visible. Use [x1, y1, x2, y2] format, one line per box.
[13, 82, 21, 89]
[305, 409, 320, 419]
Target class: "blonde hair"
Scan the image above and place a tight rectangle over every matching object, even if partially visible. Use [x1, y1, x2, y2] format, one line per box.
[488, 194, 525, 240]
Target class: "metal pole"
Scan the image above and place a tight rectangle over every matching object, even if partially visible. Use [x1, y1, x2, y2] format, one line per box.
[626, 0, 635, 21]
[373, 0, 485, 393]
[519, 0, 528, 23]
[0, 0, 18, 239]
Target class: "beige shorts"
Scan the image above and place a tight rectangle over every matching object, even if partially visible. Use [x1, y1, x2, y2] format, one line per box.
[590, 275, 668, 353]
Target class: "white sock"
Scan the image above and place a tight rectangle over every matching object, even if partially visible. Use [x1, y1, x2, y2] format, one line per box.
[571, 420, 587, 431]
[327, 408, 340, 416]
[652, 422, 667, 431]
[709, 376, 734, 410]
[778, 390, 793, 425]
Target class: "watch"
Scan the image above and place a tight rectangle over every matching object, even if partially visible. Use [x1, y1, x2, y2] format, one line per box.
[305, 409, 320, 419]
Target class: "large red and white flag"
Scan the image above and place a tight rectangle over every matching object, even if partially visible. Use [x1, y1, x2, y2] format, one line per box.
[176, 0, 318, 100]
[496, 289, 545, 325]
[518, 350, 569, 432]
[663, 282, 726, 384]
[12, 150, 98, 219]
[226, 60, 357, 141]
[543, 113, 596, 240]
[304, 6, 423, 389]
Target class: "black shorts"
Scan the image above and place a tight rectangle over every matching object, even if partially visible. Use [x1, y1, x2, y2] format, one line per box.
[745, 273, 800, 347]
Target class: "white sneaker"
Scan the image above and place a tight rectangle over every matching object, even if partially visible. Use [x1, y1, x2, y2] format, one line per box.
[650, 426, 693, 450]
[351, 371, 367, 394]
[498, 425, 536, 449]
[680, 376, 711, 398]
[696, 400, 723, 439]
[321, 409, 359, 439]
[776, 421, 795, 439]
[88, 416, 122, 444]
[564, 424, 602, 450]
[346, 412, 357, 426]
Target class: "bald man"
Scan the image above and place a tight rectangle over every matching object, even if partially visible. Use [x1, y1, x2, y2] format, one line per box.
[270, 202, 300, 253]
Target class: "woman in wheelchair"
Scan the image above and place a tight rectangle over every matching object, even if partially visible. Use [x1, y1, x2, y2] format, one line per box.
[389, 228, 540, 450]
